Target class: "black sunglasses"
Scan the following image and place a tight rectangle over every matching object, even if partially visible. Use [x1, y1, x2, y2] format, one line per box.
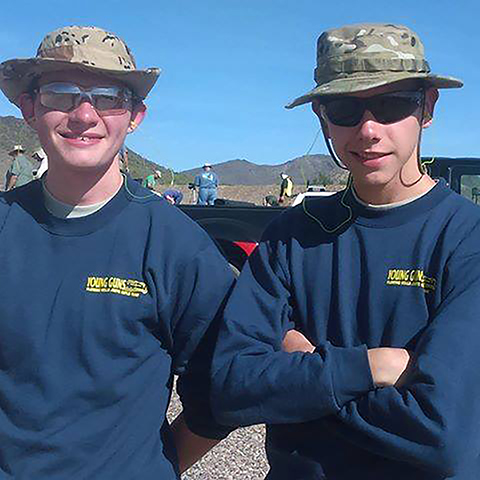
[319, 90, 424, 127]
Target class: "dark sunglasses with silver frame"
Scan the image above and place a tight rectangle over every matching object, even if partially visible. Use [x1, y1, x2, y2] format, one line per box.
[317, 90, 425, 128]
[33, 82, 137, 116]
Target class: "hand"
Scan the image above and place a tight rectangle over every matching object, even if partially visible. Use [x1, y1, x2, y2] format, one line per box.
[282, 329, 315, 353]
[367, 348, 411, 387]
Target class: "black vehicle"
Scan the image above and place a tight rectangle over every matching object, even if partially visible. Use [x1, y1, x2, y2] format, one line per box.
[180, 157, 480, 271]
[179, 201, 285, 273]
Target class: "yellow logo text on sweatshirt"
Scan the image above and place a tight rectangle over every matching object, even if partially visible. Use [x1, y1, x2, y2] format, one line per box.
[85, 276, 148, 298]
[386, 269, 436, 293]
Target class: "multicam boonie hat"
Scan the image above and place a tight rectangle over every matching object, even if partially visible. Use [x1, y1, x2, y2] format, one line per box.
[286, 23, 463, 109]
[0, 25, 160, 106]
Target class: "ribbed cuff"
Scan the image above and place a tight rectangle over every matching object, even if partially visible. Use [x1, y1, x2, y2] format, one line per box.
[326, 344, 375, 408]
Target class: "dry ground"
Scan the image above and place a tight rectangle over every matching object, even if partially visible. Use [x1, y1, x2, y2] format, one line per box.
[163, 184, 341, 206]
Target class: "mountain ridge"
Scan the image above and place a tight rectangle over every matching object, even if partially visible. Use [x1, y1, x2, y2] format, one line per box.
[180, 155, 347, 185]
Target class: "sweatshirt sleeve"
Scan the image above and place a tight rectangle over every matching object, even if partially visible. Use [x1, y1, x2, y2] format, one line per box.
[332, 226, 480, 477]
[156, 226, 235, 439]
[211, 234, 375, 427]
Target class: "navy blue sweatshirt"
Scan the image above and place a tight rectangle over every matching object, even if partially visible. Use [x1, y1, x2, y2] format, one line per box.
[0, 178, 234, 479]
[212, 180, 480, 479]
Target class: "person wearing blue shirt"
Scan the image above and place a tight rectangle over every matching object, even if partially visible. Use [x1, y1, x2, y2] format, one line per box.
[194, 163, 219, 205]
[211, 23, 480, 479]
[163, 188, 184, 205]
[0, 25, 234, 479]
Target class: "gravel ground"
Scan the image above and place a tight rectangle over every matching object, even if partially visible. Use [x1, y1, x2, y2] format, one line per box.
[167, 382, 269, 480]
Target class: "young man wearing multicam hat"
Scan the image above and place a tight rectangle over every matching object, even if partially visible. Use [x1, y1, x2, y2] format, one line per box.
[212, 24, 480, 478]
[0, 26, 234, 479]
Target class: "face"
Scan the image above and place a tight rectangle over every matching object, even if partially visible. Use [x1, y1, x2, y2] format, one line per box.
[19, 70, 145, 174]
[313, 81, 438, 192]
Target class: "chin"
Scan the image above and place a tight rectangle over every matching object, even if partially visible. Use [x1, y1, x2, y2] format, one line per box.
[59, 149, 110, 169]
[355, 171, 394, 188]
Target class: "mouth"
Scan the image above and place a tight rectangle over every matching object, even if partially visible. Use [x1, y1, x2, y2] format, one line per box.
[58, 132, 103, 145]
[351, 151, 390, 165]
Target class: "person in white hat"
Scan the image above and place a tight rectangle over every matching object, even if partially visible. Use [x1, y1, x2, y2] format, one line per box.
[278, 172, 293, 204]
[194, 162, 219, 205]
[0, 25, 233, 478]
[5, 144, 34, 190]
[142, 168, 162, 190]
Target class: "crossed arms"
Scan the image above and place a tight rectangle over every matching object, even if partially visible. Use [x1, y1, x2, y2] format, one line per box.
[210, 230, 480, 477]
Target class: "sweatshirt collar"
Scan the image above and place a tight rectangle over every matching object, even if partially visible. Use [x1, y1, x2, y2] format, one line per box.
[347, 179, 452, 228]
[15, 175, 143, 236]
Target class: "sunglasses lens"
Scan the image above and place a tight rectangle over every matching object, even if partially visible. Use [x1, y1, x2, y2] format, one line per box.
[94, 93, 126, 113]
[370, 94, 421, 124]
[39, 91, 77, 112]
[324, 98, 364, 127]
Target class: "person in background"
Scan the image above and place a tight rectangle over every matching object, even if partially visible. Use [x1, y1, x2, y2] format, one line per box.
[142, 169, 162, 190]
[264, 194, 280, 207]
[211, 23, 480, 479]
[278, 172, 293, 204]
[5, 144, 34, 190]
[32, 147, 48, 179]
[0, 24, 234, 479]
[162, 188, 183, 205]
[118, 144, 129, 174]
[194, 163, 218, 205]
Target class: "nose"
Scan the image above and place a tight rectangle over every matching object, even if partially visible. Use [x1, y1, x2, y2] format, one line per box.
[67, 99, 100, 129]
[356, 109, 382, 145]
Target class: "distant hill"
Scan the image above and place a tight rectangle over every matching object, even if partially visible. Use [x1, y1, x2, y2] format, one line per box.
[180, 155, 348, 185]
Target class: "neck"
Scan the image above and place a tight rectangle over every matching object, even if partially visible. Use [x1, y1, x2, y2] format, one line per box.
[353, 173, 436, 205]
[44, 160, 123, 206]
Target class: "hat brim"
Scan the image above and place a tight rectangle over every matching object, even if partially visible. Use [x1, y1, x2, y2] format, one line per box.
[0, 58, 161, 106]
[8, 148, 25, 155]
[285, 72, 463, 109]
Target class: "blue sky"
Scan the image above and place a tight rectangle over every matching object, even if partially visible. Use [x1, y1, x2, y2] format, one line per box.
[1, 0, 478, 171]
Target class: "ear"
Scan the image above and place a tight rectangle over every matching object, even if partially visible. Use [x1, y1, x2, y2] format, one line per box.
[128, 102, 147, 133]
[311, 101, 330, 138]
[422, 88, 439, 129]
[18, 93, 37, 127]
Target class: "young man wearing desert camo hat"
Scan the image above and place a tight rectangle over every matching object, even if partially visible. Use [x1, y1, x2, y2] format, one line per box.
[0, 25, 235, 479]
[211, 23, 480, 478]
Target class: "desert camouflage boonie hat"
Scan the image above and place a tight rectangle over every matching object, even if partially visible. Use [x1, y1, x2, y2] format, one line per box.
[286, 23, 462, 109]
[0, 25, 160, 106]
